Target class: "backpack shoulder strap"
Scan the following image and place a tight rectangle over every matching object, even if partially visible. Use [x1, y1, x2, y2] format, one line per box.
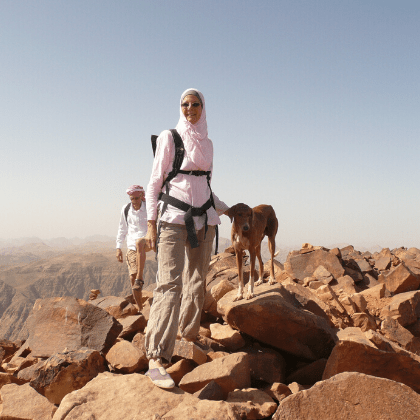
[164, 129, 185, 187]
[124, 202, 131, 223]
[150, 129, 185, 189]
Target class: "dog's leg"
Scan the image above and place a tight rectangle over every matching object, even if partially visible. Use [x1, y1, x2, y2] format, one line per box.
[246, 249, 256, 299]
[267, 236, 277, 285]
[254, 243, 264, 286]
[233, 248, 244, 301]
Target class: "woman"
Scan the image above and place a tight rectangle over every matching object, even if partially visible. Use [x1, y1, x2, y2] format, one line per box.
[144, 88, 229, 388]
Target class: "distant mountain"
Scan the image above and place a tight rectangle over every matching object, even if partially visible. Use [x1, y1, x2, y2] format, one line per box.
[0, 242, 157, 341]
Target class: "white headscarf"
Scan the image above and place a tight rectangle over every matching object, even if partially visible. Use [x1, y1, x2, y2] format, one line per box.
[175, 88, 213, 171]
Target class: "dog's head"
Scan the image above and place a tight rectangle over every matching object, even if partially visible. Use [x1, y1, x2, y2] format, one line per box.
[227, 203, 253, 232]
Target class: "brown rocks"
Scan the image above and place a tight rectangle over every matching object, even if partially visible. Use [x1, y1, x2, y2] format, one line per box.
[25, 296, 123, 357]
[89, 295, 138, 318]
[30, 348, 105, 404]
[284, 248, 345, 282]
[226, 388, 277, 419]
[218, 283, 337, 360]
[244, 345, 287, 384]
[209, 323, 246, 351]
[380, 262, 420, 294]
[0, 383, 57, 419]
[53, 371, 241, 420]
[323, 336, 420, 393]
[380, 290, 420, 326]
[117, 313, 147, 339]
[178, 352, 251, 398]
[105, 339, 146, 373]
[4, 242, 420, 419]
[273, 372, 420, 420]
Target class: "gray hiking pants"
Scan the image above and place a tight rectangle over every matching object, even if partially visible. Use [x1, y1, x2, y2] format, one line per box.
[145, 222, 215, 362]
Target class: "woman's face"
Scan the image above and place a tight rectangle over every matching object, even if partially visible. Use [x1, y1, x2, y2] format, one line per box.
[181, 95, 202, 125]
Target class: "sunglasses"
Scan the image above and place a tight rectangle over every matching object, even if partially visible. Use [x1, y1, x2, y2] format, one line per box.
[130, 196, 143, 200]
[181, 102, 201, 108]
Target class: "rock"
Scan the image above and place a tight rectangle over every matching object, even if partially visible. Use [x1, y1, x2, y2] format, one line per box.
[25, 297, 122, 358]
[166, 359, 196, 386]
[193, 379, 224, 401]
[52, 371, 241, 420]
[284, 249, 345, 282]
[0, 371, 26, 389]
[282, 280, 335, 326]
[89, 289, 100, 300]
[0, 339, 19, 364]
[204, 279, 237, 318]
[273, 371, 420, 420]
[226, 388, 277, 420]
[0, 383, 57, 419]
[262, 382, 292, 402]
[209, 323, 246, 351]
[380, 263, 420, 294]
[316, 284, 347, 315]
[351, 312, 377, 332]
[322, 334, 420, 393]
[117, 314, 147, 339]
[374, 256, 391, 271]
[381, 316, 420, 355]
[286, 358, 327, 386]
[105, 340, 146, 373]
[218, 283, 337, 360]
[16, 360, 45, 382]
[178, 352, 251, 398]
[380, 290, 420, 326]
[30, 348, 105, 405]
[313, 265, 334, 284]
[89, 295, 138, 319]
[288, 381, 306, 393]
[172, 339, 208, 365]
[243, 344, 287, 384]
[331, 275, 358, 296]
[1, 354, 38, 374]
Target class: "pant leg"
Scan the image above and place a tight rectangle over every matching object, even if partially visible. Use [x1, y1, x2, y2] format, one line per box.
[145, 222, 187, 362]
[179, 225, 216, 340]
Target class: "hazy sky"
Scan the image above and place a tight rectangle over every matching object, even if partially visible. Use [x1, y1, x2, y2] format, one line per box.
[1, 1, 419, 249]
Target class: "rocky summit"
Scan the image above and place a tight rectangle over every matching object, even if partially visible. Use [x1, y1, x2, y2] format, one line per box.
[1, 243, 420, 419]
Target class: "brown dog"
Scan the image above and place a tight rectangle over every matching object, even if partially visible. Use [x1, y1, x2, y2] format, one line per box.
[227, 203, 279, 301]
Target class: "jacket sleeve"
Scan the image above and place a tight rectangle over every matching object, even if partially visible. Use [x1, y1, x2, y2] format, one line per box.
[146, 130, 174, 221]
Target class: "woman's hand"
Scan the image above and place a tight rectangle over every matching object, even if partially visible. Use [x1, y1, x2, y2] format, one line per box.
[145, 220, 157, 252]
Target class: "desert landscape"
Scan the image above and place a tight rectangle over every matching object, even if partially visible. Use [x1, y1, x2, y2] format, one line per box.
[1, 238, 420, 419]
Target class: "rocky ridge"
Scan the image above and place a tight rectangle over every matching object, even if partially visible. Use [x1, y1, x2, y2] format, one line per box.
[1, 243, 420, 419]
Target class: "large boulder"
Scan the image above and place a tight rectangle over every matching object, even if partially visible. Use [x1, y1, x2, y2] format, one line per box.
[25, 297, 122, 357]
[273, 372, 420, 420]
[217, 283, 337, 360]
[322, 328, 420, 393]
[30, 348, 106, 404]
[52, 371, 241, 420]
[379, 263, 420, 294]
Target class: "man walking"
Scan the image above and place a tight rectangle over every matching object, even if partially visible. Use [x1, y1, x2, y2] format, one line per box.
[116, 185, 148, 309]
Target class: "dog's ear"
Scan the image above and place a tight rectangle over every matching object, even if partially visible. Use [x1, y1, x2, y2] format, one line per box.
[226, 206, 235, 222]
